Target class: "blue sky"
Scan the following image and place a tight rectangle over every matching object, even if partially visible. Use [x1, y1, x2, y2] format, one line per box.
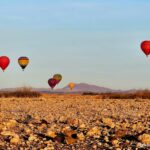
[0, 0, 150, 90]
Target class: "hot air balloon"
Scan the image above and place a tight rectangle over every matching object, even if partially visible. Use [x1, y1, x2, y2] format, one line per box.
[0, 56, 10, 71]
[18, 57, 29, 71]
[141, 41, 150, 57]
[48, 78, 57, 89]
[68, 82, 75, 90]
[53, 74, 62, 84]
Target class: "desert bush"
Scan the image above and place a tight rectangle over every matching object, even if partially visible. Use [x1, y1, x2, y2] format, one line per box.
[83, 90, 150, 99]
[0, 87, 41, 98]
[82, 92, 99, 95]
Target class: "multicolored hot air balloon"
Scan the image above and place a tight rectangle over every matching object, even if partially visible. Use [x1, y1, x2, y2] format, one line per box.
[48, 78, 58, 89]
[68, 82, 75, 90]
[141, 41, 150, 57]
[53, 74, 62, 84]
[0, 56, 10, 71]
[18, 57, 29, 71]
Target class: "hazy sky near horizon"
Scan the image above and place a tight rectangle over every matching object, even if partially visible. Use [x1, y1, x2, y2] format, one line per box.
[0, 0, 150, 90]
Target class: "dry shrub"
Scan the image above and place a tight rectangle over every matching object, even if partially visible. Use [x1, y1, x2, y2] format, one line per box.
[82, 92, 99, 95]
[0, 87, 41, 98]
[83, 90, 150, 99]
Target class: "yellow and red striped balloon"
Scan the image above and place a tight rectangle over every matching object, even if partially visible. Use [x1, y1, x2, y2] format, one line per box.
[53, 74, 62, 84]
[18, 57, 29, 71]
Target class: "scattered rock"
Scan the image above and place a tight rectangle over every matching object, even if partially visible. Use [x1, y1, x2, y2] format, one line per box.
[47, 130, 57, 138]
[1, 131, 16, 136]
[115, 130, 128, 138]
[65, 137, 77, 144]
[77, 133, 85, 141]
[6, 120, 17, 129]
[112, 139, 119, 147]
[67, 118, 79, 127]
[138, 134, 150, 144]
[87, 126, 100, 137]
[0, 95, 149, 149]
[102, 118, 115, 128]
[59, 116, 67, 123]
[24, 127, 32, 134]
[28, 134, 37, 141]
[38, 123, 47, 132]
[10, 135, 20, 145]
[79, 123, 86, 130]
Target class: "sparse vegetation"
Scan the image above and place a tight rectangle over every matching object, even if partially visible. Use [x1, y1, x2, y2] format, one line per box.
[0, 87, 41, 98]
[82, 92, 99, 95]
[83, 90, 150, 99]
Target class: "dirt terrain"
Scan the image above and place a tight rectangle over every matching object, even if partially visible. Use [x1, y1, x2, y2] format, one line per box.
[0, 94, 150, 149]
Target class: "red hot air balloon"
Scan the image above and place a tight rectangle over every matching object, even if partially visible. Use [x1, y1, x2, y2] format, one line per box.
[0, 56, 10, 71]
[141, 41, 150, 57]
[48, 78, 57, 89]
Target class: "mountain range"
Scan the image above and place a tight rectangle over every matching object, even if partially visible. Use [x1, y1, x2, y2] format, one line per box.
[35, 83, 121, 93]
[0, 83, 137, 93]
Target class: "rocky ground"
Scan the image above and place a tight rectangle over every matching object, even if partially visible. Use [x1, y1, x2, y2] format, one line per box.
[0, 94, 150, 149]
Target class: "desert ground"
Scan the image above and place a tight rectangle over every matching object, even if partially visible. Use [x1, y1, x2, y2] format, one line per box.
[0, 94, 150, 149]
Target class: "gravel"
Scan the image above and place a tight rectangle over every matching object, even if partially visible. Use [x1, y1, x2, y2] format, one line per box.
[0, 94, 150, 149]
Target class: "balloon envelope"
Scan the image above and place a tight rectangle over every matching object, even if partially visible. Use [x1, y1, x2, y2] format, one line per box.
[48, 78, 57, 89]
[0, 56, 10, 71]
[53, 74, 62, 84]
[141, 41, 150, 56]
[68, 82, 75, 90]
[18, 57, 29, 70]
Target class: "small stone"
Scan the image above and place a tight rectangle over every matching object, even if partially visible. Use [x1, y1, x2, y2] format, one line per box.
[132, 124, 137, 131]
[62, 126, 71, 133]
[126, 140, 130, 143]
[38, 123, 47, 132]
[115, 130, 128, 138]
[65, 137, 77, 144]
[92, 144, 97, 149]
[59, 116, 67, 123]
[87, 126, 100, 137]
[28, 123, 34, 128]
[67, 118, 79, 127]
[1, 131, 16, 136]
[138, 134, 150, 144]
[34, 115, 41, 123]
[10, 135, 20, 145]
[121, 122, 129, 129]
[79, 123, 86, 130]
[47, 130, 57, 138]
[102, 118, 115, 128]
[104, 136, 109, 142]
[6, 120, 17, 129]
[112, 139, 119, 146]
[24, 127, 32, 134]
[28, 134, 37, 141]
[98, 142, 102, 146]
[77, 133, 85, 141]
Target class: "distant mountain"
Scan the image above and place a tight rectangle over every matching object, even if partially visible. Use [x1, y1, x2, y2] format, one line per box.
[55, 83, 114, 93]
[37, 83, 120, 93]
[0, 83, 123, 93]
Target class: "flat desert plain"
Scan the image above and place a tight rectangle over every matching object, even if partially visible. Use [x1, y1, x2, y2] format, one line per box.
[0, 94, 150, 149]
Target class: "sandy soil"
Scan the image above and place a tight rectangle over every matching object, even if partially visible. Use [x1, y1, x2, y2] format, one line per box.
[0, 94, 150, 149]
